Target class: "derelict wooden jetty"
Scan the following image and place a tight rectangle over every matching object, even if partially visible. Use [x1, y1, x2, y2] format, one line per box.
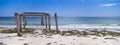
[14, 12, 58, 36]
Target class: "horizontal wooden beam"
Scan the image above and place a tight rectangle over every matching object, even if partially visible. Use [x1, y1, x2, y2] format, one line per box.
[22, 14, 49, 16]
[23, 12, 49, 15]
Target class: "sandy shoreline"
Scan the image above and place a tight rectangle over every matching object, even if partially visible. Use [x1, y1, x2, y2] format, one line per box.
[0, 26, 120, 45]
[0, 31, 120, 45]
[0, 30, 120, 45]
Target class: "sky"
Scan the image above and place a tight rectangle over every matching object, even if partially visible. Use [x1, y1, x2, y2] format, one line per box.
[0, 0, 120, 17]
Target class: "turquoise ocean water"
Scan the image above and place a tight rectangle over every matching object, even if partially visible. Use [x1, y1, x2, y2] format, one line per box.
[1, 17, 120, 25]
[1, 17, 120, 30]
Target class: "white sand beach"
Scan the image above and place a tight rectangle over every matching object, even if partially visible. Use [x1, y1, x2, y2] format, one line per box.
[0, 26, 120, 45]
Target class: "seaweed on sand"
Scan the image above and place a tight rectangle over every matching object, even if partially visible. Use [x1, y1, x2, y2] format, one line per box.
[0, 28, 35, 34]
[42, 30, 61, 36]
[41, 29, 120, 37]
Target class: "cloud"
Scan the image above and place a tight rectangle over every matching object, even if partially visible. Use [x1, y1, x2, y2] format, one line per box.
[100, 3, 117, 6]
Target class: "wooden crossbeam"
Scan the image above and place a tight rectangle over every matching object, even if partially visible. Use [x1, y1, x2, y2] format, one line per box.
[23, 12, 49, 15]
[22, 14, 49, 16]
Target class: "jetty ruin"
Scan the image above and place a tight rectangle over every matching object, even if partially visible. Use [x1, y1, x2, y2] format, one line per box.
[14, 12, 58, 36]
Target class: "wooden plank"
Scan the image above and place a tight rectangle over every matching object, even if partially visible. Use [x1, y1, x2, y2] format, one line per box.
[54, 13, 58, 30]
[23, 12, 49, 15]
[23, 14, 49, 16]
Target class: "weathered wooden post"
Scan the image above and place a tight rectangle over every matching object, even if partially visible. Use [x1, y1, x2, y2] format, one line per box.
[45, 15, 48, 29]
[41, 15, 44, 30]
[48, 15, 51, 30]
[41, 16, 45, 26]
[42, 16, 44, 27]
[54, 13, 58, 30]
[23, 16, 27, 29]
[15, 13, 22, 36]
[19, 14, 23, 32]
[41, 16, 43, 26]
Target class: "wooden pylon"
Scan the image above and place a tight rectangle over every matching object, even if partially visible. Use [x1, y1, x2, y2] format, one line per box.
[54, 13, 58, 30]
[23, 16, 27, 29]
[48, 15, 51, 30]
[15, 13, 22, 36]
